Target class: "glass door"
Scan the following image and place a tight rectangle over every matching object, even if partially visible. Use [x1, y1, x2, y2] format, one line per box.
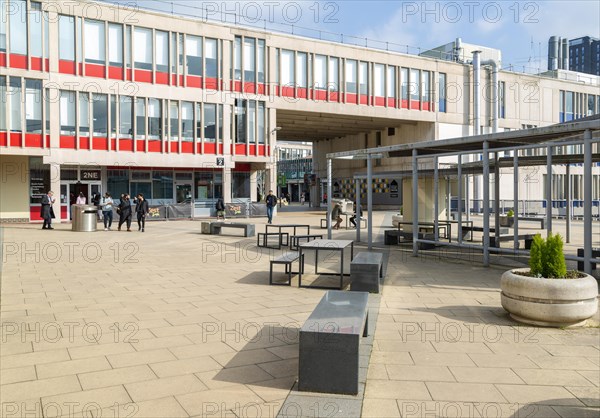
[175, 183, 192, 203]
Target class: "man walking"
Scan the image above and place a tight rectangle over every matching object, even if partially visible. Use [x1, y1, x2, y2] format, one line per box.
[135, 193, 149, 232]
[41, 191, 55, 230]
[265, 190, 277, 224]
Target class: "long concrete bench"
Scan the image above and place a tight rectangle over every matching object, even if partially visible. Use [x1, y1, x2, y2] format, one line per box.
[485, 234, 537, 249]
[210, 222, 255, 237]
[518, 217, 545, 229]
[298, 290, 369, 395]
[383, 230, 436, 250]
[350, 252, 383, 293]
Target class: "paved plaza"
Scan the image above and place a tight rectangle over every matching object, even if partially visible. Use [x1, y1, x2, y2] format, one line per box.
[1, 210, 599, 417]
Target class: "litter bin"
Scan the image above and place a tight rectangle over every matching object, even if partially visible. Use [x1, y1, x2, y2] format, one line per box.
[71, 204, 98, 232]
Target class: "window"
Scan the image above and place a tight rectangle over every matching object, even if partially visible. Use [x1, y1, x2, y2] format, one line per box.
[186, 35, 202, 76]
[328, 57, 339, 91]
[108, 24, 123, 67]
[314, 55, 327, 89]
[346, 60, 357, 94]
[76, 17, 82, 64]
[59, 15, 75, 61]
[438, 73, 446, 113]
[205, 38, 218, 78]
[195, 103, 202, 139]
[119, 96, 133, 137]
[0, 76, 5, 131]
[499, 81, 505, 118]
[232, 172, 250, 198]
[204, 103, 216, 142]
[85, 20, 105, 65]
[178, 34, 184, 73]
[248, 101, 256, 144]
[43, 11, 49, 58]
[153, 170, 173, 200]
[258, 102, 265, 144]
[60, 91, 76, 135]
[235, 100, 246, 144]
[257, 39, 265, 82]
[0, 0, 6, 52]
[30, 2, 42, 57]
[79, 93, 89, 136]
[155, 30, 168, 72]
[387, 66, 396, 98]
[134, 27, 152, 70]
[181, 102, 193, 141]
[218, 104, 223, 141]
[410, 69, 420, 101]
[148, 98, 162, 139]
[125, 26, 131, 68]
[107, 169, 129, 198]
[233, 36, 241, 80]
[135, 97, 146, 138]
[359, 62, 368, 95]
[281, 50, 294, 86]
[588, 94, 596, 116]
[559, 90, 565, 122]
[25, 79, 42, 133]
[169, 101, 179, 140]
[171, 33, 177, 73]
[9, 0, 26, 55]
[93, 94, 108, 137]
[244, 37, 255, 82]
[401, 68, 409, 102]
[422, 70, 430, 103]
[374, 64, 384, 97]
[296, 52, 307, 88]
[565, 91, 574, 121]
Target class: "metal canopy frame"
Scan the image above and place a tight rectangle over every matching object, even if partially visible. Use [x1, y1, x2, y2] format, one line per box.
[325, 115, 600, 272]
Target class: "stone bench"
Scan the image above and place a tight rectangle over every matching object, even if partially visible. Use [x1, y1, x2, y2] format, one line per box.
[577, 248, 600, 271]
[298, 290, 369, 395]
[486, 234, 537, 249]
[518, 217, 545, 229]
[383, 230, 436, 250]
[210, 222, 255, 237]
[350, 252, 383, 293]
[257, 232, 289, 249]
[269, 252, 304, 286]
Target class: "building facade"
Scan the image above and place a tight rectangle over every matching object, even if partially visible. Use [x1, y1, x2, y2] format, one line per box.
[1, 0, 599, 222]
[569, 36, 600, 76]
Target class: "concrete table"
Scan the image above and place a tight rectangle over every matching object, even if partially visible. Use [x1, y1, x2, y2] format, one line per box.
[298, 239, 354, 290]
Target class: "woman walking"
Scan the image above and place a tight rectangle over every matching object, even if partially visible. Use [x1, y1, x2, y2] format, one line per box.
[135, 193, 149, 232]
[117, 194, 132, 231]
[101, 192, 114, 230]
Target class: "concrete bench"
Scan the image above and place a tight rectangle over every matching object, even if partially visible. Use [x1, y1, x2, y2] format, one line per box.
[298, 290, 369, 395]
[384, 230, 436, 250]
[470, 226, 509, 234]
[269, 252, 304, 286]
[486, 234, 536, 249]
[257, 232, 289, 249]
[210, 222, 255, 237]
[350, 252, 384, 293]
[290, 234, 323, 251]
[518, 217, 545, 229]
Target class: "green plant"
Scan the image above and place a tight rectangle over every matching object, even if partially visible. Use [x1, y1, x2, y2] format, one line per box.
[399, 206, 403, 215]
[528, 233, 568, 278]
[507, 209, 514, 217]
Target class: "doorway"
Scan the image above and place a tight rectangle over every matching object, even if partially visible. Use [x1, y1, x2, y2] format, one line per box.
[175, 183, 193, 203]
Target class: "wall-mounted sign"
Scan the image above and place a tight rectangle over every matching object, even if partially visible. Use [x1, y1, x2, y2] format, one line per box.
[216, 158, 225, 167]
[81, 170, 101, 181]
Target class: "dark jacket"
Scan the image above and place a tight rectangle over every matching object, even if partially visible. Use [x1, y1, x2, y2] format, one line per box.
[40, 195, 55, 219]
[266, 194, 277, 208]
[215, 198, 225, 211]
[118, 199, 132, 218]
[135, 199, 149, 214]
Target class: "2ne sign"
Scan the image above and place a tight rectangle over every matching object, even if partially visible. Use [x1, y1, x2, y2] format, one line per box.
[81, 170, 101, 180]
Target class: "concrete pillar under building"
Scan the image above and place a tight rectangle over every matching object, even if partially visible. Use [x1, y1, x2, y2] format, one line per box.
[50, 162, 61, 223]
[402, 178, 447, 232]
[223, 168, 232, 202]
[250, 170, 258, 202]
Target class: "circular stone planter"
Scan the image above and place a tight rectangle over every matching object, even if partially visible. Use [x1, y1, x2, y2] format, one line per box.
[500, 268, 599, 327]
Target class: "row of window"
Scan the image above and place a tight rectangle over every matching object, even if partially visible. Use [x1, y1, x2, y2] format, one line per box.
[0, 76, 45, 133]
[559, 90, 600, 122]
[0, 0, 49, 57]
[544, 174, 600, 201]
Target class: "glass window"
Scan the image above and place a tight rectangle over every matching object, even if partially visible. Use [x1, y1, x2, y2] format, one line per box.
[30, 2, 42, 57]
[374, 64, 385, 96]
[274, 48, 279, 84]
[296, 52, 307, 88]
[85, 20, 105, 64]
[79, 93, 89, 136]
[135, 97, 146, 138]
[258, 102, 265, 144]
[359, 62, 368, 95]
[328, 57, 339, 91]
[205, 38, 218, 78]
[281, 50, 294, 86]
[498, 80, 505, 118]
[232, 172, 250, 198]
[401, 68, 409, 101]
[257, 39, 265, 82]
[155, 30, 168, 72]
[43, 11, 49, 58]
[244, 37, 255, 82]
[148, 98, 162, 139]
[0, 76, 5, 131]
[93, 93, 108, 137]
[387, 66, 396, 98]
[9, 0, 26, 55]
[119, 96, 132, 137]
[107, 169, 129, 198]
[25, 79, 42, 133]
[588, 94, 596, 116]
[346, 60, 357, 94]
[559, 90, 564, 122]
[178, 34, 184, 73]
[195, 103, 202, 139]
[169, 101, 179, 140]
[60, 91, 76, 135]
[203, 104, 217, 142]
[565, 91, 574, 121]
[314, 55, 327, 89]
[131, 182, 151, 200]
[125, 25, 131, 68]
[422, 70, 430, 102]
[171, 33, 177, 73]
[195, 172, 216, 200]
[77, 17, 82, 63]
[108, 24, 123, 67]
[218, 104, 223, 141]
[186, 35, 202, 76]
[181, 101, 193, 141]
[439, 72, 446, 113]
[410, 69, 420, 101]
[152, 170, 173, 200]
[134, 27, 152, 70]
[59, 15, 75, 61]
[233, 36, 241, 80]
[235, 100, 246, 144]
[248, 100, 256, 144]
[0, 0, 6, 52]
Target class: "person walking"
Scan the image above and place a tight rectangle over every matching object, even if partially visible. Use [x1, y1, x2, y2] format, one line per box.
[265, 190, 277, 224]
[117, 194, 132, 231]
[76, 192, 86, 204]
[215, 196, 226, 220]
[40, 191, 55, 230]
[135, 193, 149, 232]
[101, 192, 114, 230]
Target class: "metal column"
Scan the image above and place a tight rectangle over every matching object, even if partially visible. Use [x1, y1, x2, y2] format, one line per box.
[367, 156, 373, 250]
[483, 141, 490, 266]
[457, 154, 463, 244]
[583, 129, 592, 274]
[566, 164, 571, 243]
[434, 156, 439, 241]
[513, 153, 519, 250]
[546, 145, 553, 235]
[327, 158, 332, 239]
[412, 149, 419, 257]
[355, 178, 361, 242]
[494, 153, 500, 244]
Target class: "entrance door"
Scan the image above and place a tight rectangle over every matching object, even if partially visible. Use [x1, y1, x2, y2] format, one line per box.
[70, 183, 89, 204]
[175, 183, 193, 203]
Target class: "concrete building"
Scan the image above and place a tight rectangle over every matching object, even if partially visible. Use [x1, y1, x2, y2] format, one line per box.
[569, 36, 600, 76]
[1, 0, 599, 223]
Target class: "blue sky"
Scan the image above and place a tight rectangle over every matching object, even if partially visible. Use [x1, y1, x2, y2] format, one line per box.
[120, 0, 600, 72]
